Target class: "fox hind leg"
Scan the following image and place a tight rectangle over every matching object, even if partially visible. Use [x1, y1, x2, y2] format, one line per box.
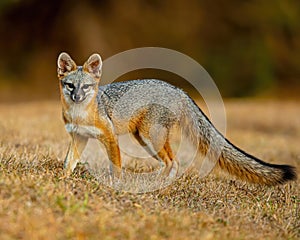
[133, 130, 178, 178]
[148, 124, 179, 178]
[163, 139, 178, 178]
[155, 140, 178, 178]
[132, 131, 161, 163]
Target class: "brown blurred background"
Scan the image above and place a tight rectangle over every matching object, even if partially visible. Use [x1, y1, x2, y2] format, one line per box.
[0, 0, 299, 102]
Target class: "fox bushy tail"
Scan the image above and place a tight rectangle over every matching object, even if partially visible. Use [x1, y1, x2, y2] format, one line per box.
[218, 140, 297, 185]
[182, 98, 297, 185]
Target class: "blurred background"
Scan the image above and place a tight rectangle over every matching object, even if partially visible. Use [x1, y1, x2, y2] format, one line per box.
[0, 0, 299, 102]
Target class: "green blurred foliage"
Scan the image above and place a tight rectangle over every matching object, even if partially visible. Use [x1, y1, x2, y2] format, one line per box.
[0, 0, 299, 101]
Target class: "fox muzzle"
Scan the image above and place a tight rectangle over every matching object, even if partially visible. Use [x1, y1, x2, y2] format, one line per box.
[71, 94, 85, 103]
[71, 88, 85, 103]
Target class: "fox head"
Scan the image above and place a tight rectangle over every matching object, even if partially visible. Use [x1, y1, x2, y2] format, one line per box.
[57, 52, 102, 104]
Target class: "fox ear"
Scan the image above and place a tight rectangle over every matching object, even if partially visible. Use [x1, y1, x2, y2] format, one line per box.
[57, 52, 77, 78]
[83, 53, 102, 79]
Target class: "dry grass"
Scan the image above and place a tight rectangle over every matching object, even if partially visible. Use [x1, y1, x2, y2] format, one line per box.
[0, 99, 299, 240]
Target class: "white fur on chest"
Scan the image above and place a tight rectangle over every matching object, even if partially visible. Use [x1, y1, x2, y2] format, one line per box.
[66, 102, 89, 120]
[65, 123, 102, 138]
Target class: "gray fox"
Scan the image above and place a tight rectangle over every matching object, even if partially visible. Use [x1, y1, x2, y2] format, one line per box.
[57, 52, 297, 185]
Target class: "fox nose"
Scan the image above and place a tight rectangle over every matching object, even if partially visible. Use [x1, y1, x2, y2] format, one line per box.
[71, 94, 83, 103]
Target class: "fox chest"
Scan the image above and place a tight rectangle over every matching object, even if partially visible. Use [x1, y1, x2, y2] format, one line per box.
[63, 104, 101, 137]
[64, 104, 89, 121]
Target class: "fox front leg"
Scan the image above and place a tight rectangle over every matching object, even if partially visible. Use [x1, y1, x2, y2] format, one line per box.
[64, 135, 88, 175]
[98, 133, 122, 180]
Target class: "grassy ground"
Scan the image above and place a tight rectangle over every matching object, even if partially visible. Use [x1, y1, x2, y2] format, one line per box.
[0, 99, 299, 240]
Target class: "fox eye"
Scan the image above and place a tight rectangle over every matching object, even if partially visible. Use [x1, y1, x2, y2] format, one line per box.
[64, 82, 75, 91]
[82, 84, 92, 90]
